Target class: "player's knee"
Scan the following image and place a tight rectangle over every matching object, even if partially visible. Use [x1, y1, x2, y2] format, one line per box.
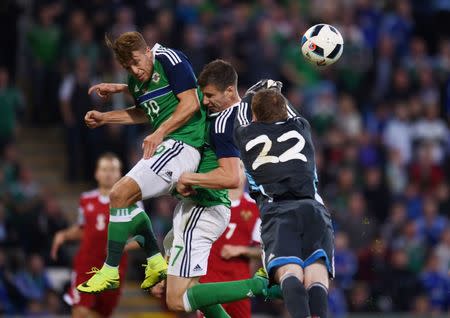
[304, 260, 329, 289]
[166, 293, 186, 312]
[274, 263, 304, 285]
[109, 185, 124, 207]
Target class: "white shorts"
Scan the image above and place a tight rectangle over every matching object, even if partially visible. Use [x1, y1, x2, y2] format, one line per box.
[167, 200, 230, 278]
[126, 139, 200, 199]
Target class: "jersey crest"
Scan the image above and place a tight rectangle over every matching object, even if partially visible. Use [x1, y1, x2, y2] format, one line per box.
[152, 72, 161, 84]
[240, 210, 253, 221]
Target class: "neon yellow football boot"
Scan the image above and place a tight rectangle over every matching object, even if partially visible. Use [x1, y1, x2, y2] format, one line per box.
[141, 253, 168, 290]
[77, 266, 120, 293]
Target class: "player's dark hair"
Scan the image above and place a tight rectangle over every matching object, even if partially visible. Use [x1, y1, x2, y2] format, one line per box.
[252, 89, 288, 123]
[198, 59, 237, 91]
[105, 32, 147, 66]
[97, 152, 122, 169]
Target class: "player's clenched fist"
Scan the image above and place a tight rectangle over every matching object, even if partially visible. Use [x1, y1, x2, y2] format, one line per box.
[88, 83, 127, 99]
[85, 110, 105, 129]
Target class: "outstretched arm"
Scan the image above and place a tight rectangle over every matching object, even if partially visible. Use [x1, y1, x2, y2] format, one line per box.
[88, 83, 129, 99]
[85, 106, 148, 128]
[51, 225, 83, 260]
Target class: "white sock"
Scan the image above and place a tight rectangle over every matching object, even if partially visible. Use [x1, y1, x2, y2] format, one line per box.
[182, 290, 193, 312]
[103, 262, 118, 270]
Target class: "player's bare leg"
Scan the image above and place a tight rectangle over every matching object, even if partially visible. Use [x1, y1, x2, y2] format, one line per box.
[274, 264, 310, 318]
[304, 261, 329, 318]
[166, 275, 199, 311]
[166, 275, 230, 317]
[72, 305, 102, 318]
[78, 176, 165, 293]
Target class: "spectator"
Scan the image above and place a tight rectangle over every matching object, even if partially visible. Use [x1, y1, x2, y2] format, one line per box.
[14, 254, 52, 303]
[411, 103, 448, 164]
[334, 232, 358, 290]
[348, 282, 374, 312]
[336, 191, 377, 251]
[434, 228, 450, 275]
[381, 201, 408, 243]
[67, 23, 100, 74]
[111, 6, 137, 39]
[336, 94, 362, 138]
[372, 35, 396, 102]
[383, 102, 412, 164]
[26, 3, 62, 124]
[59, 56, 102, 182]
[0, 67, 23, 151]
[363, 166, 391, 222]
[409, 141, 445, 193]
[420, 253, 450, 312]
[392, 220, 426, 273]
[415, 197, 448, 246]
[379, 248, 424, 311]
[328, 281, 347, 318]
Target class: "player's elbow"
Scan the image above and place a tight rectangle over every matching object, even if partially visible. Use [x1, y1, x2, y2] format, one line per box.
[224, 175, 241, 189]
[186, 98, 200, 115]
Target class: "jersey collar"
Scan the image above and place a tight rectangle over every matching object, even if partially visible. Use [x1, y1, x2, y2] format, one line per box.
[99, 194, 110, 204]
[209, 102, 240, 117]
[231, 198, 241, 208]
[150, 43, 161, 64]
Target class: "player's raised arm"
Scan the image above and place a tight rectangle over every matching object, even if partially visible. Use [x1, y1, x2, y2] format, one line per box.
[84, 106, 148, 129]
[88, 83, 129, 99]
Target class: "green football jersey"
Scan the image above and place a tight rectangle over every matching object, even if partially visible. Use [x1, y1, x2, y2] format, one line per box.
[189, 119, 231, 208]
[127, 43, 205, 148]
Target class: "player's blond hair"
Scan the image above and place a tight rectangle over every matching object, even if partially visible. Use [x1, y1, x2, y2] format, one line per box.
[105, 32, 147, 66]
[252, 89, 288, 123]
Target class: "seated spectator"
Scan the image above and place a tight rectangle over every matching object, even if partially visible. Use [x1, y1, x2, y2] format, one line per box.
[409, 142, 445, 193]
[336, 191, 377, 251]
[415, 197, 448, 246]
[379, 248, 424, 312]
[420, 253, 449, 313]
[14, 254, 52, 302]
[0, 67, 24, 152]
[328, 281, 347, 318]
[392, 220, 426, 273]
[334, 231, 358, 290]
[381, 200, 407, 243]
[434, 228, 450, 275]
[348, 282, 374, 312]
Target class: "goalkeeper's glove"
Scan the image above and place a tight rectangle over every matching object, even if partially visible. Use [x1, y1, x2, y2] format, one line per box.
[245, 79, 283, 95]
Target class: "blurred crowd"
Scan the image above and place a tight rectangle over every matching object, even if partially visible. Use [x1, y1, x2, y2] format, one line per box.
[0, 0, 449, 316]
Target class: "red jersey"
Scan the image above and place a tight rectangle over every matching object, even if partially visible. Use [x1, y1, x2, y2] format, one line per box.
[201, 193, 261, 283]
[73, 189, 127, 274]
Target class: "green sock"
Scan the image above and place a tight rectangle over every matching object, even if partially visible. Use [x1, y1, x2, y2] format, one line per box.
[133, 211, 160, 258]
[200, 304, 230, 318]
[106, 205, 160, 266]
[268, 284, 283, 299]
[187, 277, 265, 310]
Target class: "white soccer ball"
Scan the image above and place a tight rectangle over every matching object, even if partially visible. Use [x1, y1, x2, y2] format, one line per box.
[301, 24, 344, 67]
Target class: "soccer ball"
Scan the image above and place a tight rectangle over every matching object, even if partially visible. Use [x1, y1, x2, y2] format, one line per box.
[301, 24, 344, 67]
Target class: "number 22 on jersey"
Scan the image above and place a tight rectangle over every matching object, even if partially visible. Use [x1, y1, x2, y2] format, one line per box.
[245, 130, 307, 170]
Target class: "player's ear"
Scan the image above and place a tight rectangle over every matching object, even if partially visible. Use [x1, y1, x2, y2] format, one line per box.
[225, 85, 234, 97]
[145, 46, 152, 57]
